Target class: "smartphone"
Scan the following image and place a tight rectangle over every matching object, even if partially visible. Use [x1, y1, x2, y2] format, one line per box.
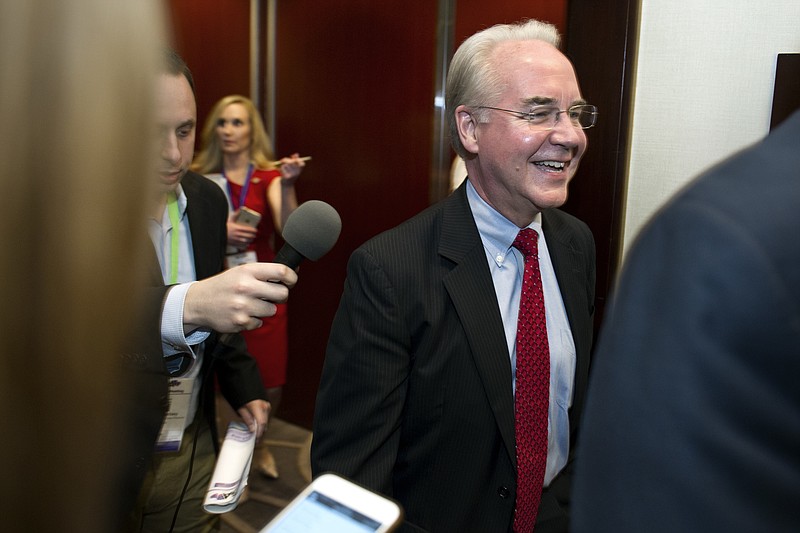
[260, 473, 403, 533]
[235, 206, 262, 227]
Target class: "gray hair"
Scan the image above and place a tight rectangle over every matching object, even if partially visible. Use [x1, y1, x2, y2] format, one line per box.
[445, 19, 561, 159]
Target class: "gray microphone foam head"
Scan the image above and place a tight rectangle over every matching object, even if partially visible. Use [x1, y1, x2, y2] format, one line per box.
[282, 200, 342, 261]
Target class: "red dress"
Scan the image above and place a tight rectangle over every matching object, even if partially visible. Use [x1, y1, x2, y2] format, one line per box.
[227, 169, 288, 388]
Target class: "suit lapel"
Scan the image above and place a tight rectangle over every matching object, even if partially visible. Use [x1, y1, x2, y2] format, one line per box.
[440, 185, 517, 463]
[182, 173, 221, 280]
[542, 212, 586, 352]
[542, 211, 591, 427]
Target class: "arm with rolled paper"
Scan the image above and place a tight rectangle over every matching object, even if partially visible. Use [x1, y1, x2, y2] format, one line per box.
[164, 198, 341, 441]
[202, 195, 341, 506]
[216, 199, 341, 438]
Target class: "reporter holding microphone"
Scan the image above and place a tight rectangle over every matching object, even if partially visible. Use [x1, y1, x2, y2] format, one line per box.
[129, 49, 297, 533]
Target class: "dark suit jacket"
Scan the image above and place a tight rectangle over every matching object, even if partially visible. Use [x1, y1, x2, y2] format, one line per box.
[572, 110, 800, 532]
[116, 171, 265, 523]
[311, 182, 595, 532]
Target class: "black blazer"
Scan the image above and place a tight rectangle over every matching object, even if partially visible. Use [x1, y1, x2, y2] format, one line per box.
[312, 182, 595, 532]
[116, 172, 265, 523]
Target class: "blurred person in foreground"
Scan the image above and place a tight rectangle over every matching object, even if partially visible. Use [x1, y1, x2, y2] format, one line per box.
[129, 50, 298, 532]
[572, 109, 800, 532]
[193, 95, 307, 479]
[312, 19, 597, 533]
[0, 0, 165, 531]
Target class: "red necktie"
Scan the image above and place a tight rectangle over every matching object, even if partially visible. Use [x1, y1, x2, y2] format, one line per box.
[512, 228, 550, 532]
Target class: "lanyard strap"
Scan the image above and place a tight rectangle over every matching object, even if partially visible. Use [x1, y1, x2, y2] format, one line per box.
[166, 191, 181, 284]
[223, 163, 254, 209]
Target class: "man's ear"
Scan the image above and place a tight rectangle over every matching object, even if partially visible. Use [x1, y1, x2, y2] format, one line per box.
[455, 105, 479, 155]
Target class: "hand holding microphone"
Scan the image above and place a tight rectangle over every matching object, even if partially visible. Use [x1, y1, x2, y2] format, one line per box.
[183, 262, 297, 333]
[184, 200, 341, 334]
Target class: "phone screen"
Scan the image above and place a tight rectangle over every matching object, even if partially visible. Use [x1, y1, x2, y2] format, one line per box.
[266, 490, 381, 532]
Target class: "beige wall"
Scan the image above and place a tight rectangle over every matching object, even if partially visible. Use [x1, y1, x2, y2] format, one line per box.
[622, 0, 800, 254]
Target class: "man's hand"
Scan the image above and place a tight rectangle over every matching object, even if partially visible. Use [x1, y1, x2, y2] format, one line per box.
[237, 399, 271, 440]
[183, 262, 298, 333]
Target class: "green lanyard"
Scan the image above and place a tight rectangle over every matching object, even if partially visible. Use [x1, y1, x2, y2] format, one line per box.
[166, 192, 181, 284]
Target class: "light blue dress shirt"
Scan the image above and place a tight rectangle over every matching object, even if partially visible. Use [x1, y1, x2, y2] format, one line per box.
[466, 180, 576, 486]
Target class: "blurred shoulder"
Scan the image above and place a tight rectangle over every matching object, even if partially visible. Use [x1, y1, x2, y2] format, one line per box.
[183, 171, 227, 206]
[183, 170, 223, 196]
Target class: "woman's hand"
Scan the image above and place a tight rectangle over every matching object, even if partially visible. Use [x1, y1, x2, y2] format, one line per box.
[278, 152, 306, 185]
[227, 210, 258, 250]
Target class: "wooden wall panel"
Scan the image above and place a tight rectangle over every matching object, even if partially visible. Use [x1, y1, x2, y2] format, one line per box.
[274, 1, 439, 427]
[565, 0, 639, 334]
[454, 0, 567, 43]
[168, 0, 251, 146]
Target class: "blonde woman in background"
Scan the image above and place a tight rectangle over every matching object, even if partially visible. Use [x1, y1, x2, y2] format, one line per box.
[0, 0, 165, 531]
[193, 95, 306, 479]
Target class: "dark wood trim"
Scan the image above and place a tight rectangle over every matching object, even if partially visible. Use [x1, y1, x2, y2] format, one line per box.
[771, 53, 800, 131]
[564, 0, 640, 333]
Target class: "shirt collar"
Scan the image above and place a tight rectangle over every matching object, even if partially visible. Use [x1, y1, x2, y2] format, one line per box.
[168, 184, 188, 220]
[465, 179, 542, 267]
[154, 184, 188, 226]
[173, 184, 188, 216]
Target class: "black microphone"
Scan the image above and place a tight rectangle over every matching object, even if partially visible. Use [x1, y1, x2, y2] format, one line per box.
[219, 200, 341, 346]
[273, 199, 342, 269]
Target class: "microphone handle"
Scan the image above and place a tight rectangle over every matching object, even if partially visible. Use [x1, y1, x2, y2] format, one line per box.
[273, 242, 303, 269]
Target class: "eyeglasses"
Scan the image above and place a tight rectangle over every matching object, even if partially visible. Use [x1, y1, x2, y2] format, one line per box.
[477, 104, 598, 131]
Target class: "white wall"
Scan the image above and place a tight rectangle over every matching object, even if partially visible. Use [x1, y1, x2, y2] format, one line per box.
[622, 0, 800, 254]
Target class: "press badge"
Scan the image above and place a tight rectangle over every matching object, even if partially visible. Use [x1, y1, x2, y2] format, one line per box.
[225, 250, 257, 269]
[155, 363, 201, 453]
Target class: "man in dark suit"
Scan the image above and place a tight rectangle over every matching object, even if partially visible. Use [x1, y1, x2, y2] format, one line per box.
[126, 50, 299, 532]
[311, 20, 596, 532]
[572, 109, 800, 532]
